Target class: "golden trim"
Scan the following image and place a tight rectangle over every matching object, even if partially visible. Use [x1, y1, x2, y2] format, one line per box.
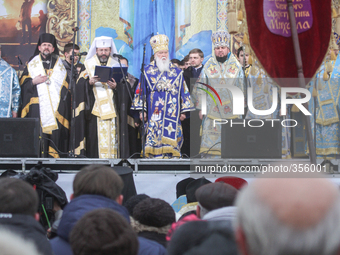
[77, 70, 88, 83]
[199, 148, 221, 156]
[62, 78, 69, 90]
[42, 124, 58, 133]
[75, 138, 85, 155]
[161, 136, 178, 147]
[20, 75, 31, 85]
[127, 115, 135, 127]
[49, 146, 60, 158]
[21, 97, 39, 118]
[55, 111, 69, 129]
[207, 114, 239, 120]
[319, 99, 334, 106]
[75, 102, 85, 118]
[99, 148, 118, 154]
[145, 146, 181, 157]
[316, 116, 339, 126]
[307, 146, 340, 156]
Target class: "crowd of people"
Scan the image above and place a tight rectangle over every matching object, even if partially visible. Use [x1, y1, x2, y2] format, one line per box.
[0, 28, 338, 159]
[0, 164, 339, 255]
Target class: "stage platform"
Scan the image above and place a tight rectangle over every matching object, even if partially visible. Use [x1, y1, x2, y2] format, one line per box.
[0, 158, 339, 175]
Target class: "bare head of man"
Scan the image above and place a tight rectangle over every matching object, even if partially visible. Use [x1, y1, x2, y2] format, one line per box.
[235, 175, 340, 255]
[189, 48, 204, 68]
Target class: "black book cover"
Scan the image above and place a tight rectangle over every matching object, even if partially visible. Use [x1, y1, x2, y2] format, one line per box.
[95, 66, 112, 82]
[95, 66, 128, 83]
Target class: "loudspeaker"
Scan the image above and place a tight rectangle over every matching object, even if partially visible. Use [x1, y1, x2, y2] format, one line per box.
[221, 119, 282, 158]
[0, 118, 40, 157]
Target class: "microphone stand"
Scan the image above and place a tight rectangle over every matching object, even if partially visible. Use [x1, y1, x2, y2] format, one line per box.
[116, 57, 133, 159]
[69, 27, 78, 157]
[140, 43, 147, 158]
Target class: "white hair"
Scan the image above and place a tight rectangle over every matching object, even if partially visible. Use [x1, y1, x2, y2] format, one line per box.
[155, 55, 170, 73]
[0, 229, 42, 255]
[235, 184, 340, 255]
[198, 202, 210, 218]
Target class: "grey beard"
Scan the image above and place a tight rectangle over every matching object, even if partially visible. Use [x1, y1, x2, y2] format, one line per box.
[155, 56, 170, 72]
[99, 57, 108, 63]
[42, 51, 52, 58]
[97, 54, 109, 64]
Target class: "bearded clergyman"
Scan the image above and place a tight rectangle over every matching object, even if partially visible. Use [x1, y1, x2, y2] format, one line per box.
[20, 33, 71, 158]
[191, 31, 244, 158]
[131, 34, 194, 158]
[75, 36, 121, 158]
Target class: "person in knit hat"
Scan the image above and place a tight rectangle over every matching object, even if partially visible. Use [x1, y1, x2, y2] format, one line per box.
[124, 194, 150, 216]
[132, 198, 176, 247]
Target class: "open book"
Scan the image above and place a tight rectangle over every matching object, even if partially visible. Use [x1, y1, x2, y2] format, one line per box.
[94, 66, 128, 83]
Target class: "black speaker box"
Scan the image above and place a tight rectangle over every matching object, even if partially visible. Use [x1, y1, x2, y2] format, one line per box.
[0, 118, 40, 157]
[221, 119, 282, 159]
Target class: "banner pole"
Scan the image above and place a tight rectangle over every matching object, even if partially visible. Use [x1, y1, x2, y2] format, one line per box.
[287, 0, 317, 164]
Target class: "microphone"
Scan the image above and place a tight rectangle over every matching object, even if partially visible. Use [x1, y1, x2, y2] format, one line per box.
[72, 27, 79, 32]
[78, 52, 87, 56]
[112, 53, 124, 59]
[16, 56, 23, 65]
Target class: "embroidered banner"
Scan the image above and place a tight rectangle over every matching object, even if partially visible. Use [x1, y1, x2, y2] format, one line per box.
[264, 0, 313, 37]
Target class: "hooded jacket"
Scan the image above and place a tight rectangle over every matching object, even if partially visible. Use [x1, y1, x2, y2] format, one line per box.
[0, 213, 54, 255]
[50, 194, 166, 255]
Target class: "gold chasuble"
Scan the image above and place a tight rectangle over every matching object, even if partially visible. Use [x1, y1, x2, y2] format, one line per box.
[192, 53, 244, 157]
[85, 55, 118, 158]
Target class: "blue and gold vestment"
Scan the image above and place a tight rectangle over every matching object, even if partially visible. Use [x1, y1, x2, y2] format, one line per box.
[131, 61, 194, 158]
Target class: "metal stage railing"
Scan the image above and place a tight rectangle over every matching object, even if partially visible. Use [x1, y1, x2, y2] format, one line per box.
[0, 158, 338, 174]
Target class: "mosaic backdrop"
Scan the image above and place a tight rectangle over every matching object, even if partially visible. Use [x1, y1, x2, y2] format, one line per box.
[76, 0, 227, 77]
[0, 0, 77, 67]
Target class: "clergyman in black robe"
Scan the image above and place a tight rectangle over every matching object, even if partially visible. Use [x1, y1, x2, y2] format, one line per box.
[20, 33, 71, 158]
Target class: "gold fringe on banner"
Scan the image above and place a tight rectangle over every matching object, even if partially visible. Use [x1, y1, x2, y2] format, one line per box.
[336, 17, 340, 36]
[250, 63, 257, 76]
[227, 0, 238, 34]
[326, 60, 334, 73]
[331, 50, 337, 61]
[312, 87, 318, 97]
[323, 68, 330, 81]
[333, 7, 338, 18]
[238, 10, 244, 21]
[243, 32, 249, 45]
[248, 53, 253, 65]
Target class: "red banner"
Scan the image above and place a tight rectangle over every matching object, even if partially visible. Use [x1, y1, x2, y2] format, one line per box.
[245, 0, 332, 87]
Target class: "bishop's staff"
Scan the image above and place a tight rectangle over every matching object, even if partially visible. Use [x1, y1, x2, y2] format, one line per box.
[286, 0, 316, 164]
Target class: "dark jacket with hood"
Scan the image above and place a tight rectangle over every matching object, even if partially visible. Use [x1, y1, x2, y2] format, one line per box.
[50, 194, 166, 255]
[0, 213, 54, 255]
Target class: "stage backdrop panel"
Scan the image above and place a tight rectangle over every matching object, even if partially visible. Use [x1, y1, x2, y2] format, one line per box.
[0, 0, 77, 69]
